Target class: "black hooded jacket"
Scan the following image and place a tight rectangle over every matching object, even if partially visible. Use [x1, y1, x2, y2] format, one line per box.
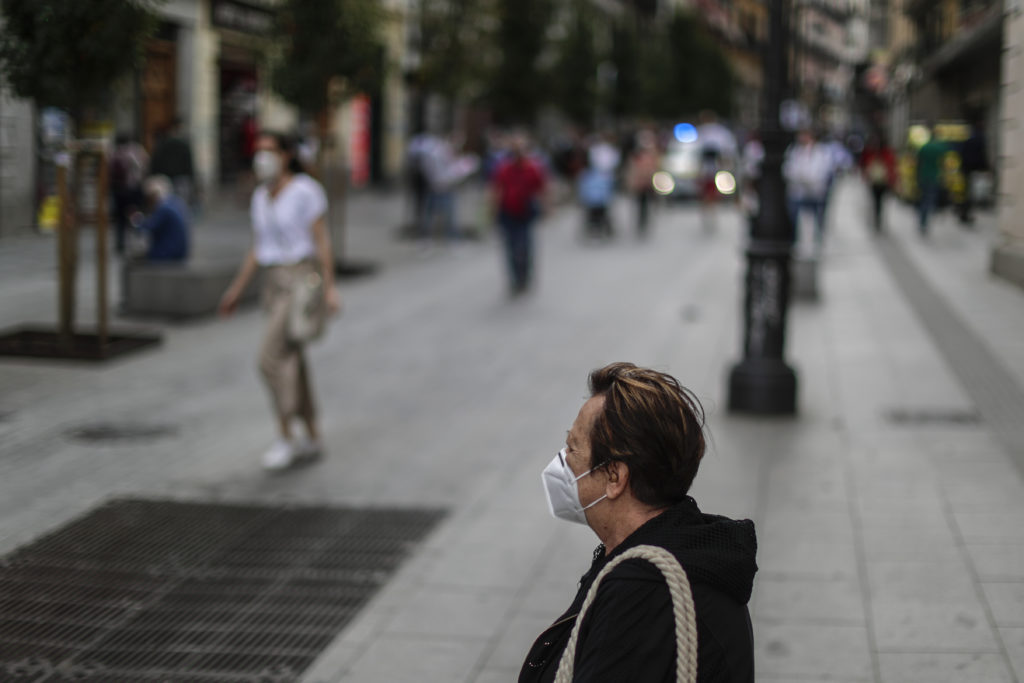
[519, 497, 758, 683]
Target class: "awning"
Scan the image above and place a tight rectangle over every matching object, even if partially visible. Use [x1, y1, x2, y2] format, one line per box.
[922, 7, 1002, 76]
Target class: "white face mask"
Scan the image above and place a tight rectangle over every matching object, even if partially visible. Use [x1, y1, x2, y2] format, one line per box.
[541, 448, 607, 525]
[253, 150, 282, 183]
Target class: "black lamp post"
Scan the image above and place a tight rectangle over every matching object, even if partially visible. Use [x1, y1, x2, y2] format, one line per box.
[727, 0, 798, 414]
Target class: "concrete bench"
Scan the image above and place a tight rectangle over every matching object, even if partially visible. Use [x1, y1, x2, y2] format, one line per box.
[122, 261, 261, 319]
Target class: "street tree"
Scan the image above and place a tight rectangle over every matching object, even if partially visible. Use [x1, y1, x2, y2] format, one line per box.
[487, 0, 554, 125]
[270, 0, 385, 269]
[0, 0, 161, 128]
[550, 0, 600, 127]
[407, 0, 494, 136]
[610, 10, 735, 122]
[0, 0, 163, 346]
[271, 0, 384, 116]
[609, 19, 640, 120]
[414, 0, 492, 101]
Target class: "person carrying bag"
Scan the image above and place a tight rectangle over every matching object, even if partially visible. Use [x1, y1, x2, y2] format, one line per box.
[521, 363, 757, 683]
[555, 545, 699, 683]
[220, 131, 340, 471]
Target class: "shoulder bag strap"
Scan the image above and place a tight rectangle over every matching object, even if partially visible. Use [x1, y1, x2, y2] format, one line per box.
[553, 544, 698, 683]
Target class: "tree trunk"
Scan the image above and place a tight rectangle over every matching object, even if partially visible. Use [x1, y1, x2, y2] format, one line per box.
[319, 105, 349, 270]
[95, 148, 109, 347]
[56, 157, 77, 347]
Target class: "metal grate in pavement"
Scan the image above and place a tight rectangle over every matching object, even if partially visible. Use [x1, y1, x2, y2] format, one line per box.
[0, 498, 446, 681]
[876, 236, 1024, 476]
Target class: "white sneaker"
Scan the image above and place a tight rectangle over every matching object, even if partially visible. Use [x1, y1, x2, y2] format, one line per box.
[262, 439, 296, 470]
[293, 437, 323, 461]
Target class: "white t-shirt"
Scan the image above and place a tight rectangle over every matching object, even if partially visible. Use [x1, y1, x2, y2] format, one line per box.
[783, 143, 833, 200]
[251, 174, 327, 266]
[588, 142, 621, 173]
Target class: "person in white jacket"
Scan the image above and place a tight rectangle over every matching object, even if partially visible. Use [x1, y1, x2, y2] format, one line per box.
[783, 129, 834, 254]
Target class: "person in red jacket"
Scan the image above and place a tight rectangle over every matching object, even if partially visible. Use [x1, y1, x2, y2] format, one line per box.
[492, 133, 547, 296]
[860, 133, 897, 232]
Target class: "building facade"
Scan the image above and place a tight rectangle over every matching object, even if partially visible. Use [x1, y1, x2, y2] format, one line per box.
[791, 0, 870, 133]
[994, 1, 1024, 288]
[862, 0, 917, 146]
[903, 0, 1002, 142]
[0, 82, 35, 236]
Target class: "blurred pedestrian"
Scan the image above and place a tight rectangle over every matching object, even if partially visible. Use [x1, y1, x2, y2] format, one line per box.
[149, 117, 198, 212]
[579, 133, 620, 238]
[821, 132, 853, 227]
[421, 133, 474, 246]
[129, 175, 189, 262]
[296, 121, 321, 176]
[696, 111, 738, 232]
[110, 133, 148, 255]
[625, 131, 660, 237]
[219, 132, 340, 471]
[859, 133, 897, 232]
[956, 118, 988, 226]
[783, 128, 832, 255]
[492, 133, 546, 296]
[521, 362, 757, 683]
[915, 123, 948, 236]
[406, 129, 435, 237]
[739, 131, 764, 220]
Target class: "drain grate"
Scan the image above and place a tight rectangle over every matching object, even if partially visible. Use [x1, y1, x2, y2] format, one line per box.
[0, 498, 446, 681]
[64, 423, 179, 443]
[884, 408, 982, 426]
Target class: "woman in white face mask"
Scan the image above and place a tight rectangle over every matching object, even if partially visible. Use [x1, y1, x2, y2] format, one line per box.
[219, 132, 340, 471]
[526, 362, 758, 683]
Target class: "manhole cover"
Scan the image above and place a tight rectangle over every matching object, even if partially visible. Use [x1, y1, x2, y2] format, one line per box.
[884, 408, 981, 426]
[64, 422, 179, 443]
[0, 498, 446, 681]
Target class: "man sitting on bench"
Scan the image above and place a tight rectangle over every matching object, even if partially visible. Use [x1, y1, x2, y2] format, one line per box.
[131, 175, 190, 262]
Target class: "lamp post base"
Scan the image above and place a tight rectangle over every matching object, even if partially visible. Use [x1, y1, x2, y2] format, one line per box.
[728, 358, 798, 415]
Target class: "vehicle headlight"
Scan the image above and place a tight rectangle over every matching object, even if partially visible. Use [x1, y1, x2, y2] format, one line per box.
[714, 171, 736, 195]
[652, 172, 675, 196]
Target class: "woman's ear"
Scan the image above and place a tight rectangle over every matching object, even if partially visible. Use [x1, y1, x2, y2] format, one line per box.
[604, 461, 630, 500]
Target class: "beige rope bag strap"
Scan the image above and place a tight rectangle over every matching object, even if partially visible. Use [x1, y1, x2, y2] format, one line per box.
[554, 544, 698, 683]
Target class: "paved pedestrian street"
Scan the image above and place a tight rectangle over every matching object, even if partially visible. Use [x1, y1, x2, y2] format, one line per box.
[2, 179, 1024, 682]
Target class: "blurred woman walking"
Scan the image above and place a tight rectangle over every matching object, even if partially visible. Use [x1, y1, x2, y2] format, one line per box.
[220, 132, 340, 470]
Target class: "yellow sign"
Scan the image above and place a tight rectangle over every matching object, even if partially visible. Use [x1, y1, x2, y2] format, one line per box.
[37, 195, 60, 232]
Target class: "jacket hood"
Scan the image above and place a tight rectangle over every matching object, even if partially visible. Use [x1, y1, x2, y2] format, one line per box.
[605, 496, 758, 605]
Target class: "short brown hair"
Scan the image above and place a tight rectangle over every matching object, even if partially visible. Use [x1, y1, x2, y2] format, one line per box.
[587, 362, 706, 507]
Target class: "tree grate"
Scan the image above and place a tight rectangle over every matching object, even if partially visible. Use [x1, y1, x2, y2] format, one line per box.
[0, 498, 446, 681]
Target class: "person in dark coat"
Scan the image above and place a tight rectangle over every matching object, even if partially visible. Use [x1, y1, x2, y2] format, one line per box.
[523, 362, 757, 683]
[149, 117, 197, 210]
[957, 119, 988, 226]
[134, 175, 189, 262]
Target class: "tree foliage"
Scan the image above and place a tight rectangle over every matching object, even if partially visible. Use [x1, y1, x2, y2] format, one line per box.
[487, 0, 554, 125]
[271, 0, 385, 114]
[0, 0, 161, 121]
[610, 11, 735, 122]
[550, 0, 599, 126]
[609, 20, 640, 119]
[414, 0, 492, 100]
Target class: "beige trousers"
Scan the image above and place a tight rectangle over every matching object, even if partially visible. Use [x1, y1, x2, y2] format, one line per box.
[258, 262, 317, 423]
